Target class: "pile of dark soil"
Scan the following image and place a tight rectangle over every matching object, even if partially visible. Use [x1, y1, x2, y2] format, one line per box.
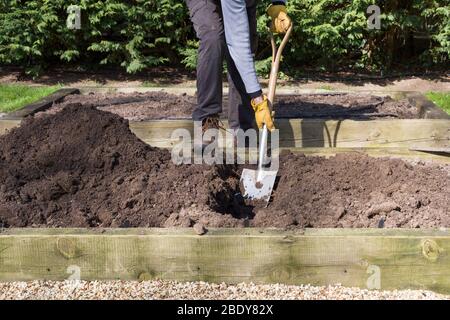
[0, 105, 240, 227]
[1, 106, 448, 228]
[42, 92, 420, 120]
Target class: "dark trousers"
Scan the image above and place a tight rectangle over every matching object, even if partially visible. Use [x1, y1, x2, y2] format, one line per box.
[185, 0, 257, 130]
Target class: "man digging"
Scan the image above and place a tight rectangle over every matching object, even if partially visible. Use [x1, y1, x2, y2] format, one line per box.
[185, 0, 292, 143]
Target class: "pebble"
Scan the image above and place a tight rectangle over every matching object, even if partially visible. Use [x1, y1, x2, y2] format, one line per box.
[0, 280, 447, 300]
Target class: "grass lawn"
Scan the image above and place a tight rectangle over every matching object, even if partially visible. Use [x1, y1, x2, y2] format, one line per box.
[426, 91, 450, 115]
[0, 84, 60, 113]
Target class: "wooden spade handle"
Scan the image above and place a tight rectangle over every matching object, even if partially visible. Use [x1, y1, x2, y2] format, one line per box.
[257, 25, 293, 174]
[267, 24, 293, 105]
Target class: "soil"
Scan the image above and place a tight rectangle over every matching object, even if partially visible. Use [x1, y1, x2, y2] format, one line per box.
[254, 152, 450, 228]
[274, 94, 418, 119]
[1, 106, 448, 228]
[42, 91, 196, 120]
[0, 105, 241, 228]
[41, 92, 420, 120]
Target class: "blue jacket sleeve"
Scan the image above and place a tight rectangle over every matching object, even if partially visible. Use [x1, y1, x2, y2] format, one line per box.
[220, 0, 286, 96]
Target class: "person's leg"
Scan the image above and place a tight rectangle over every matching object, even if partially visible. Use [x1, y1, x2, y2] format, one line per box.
[186, 0, 225, 121]
[226, 0, 258, 131]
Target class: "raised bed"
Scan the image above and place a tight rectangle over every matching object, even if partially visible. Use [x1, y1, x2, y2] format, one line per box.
[0, 88, 449, 295]
[39, 89, 450, 120]
[1, 120, 449, 166]
[1, 89, 448, 154]
[131, 118, 450, 150]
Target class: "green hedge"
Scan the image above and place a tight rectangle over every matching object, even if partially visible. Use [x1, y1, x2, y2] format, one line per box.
[0, 0, 190, 75]
[0, 0, 448, 76]
[278, 0, 450, 72]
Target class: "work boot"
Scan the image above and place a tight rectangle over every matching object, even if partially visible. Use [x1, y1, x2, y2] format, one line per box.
[202, 114, 222, 134]
[194, 115, 224, 155]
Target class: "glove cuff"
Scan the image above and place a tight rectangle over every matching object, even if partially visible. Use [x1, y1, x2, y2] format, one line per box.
[251, 95, 268, 111]
[267, 4, 287, 18]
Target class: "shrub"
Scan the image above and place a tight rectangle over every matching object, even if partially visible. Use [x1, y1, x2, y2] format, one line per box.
[0, 0, 448, 75]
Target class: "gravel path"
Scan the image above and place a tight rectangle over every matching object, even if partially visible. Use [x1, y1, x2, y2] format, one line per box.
[0, 280, 447, 300]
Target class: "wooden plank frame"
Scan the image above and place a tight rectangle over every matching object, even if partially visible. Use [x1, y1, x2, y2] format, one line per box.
[0, 89, 447, 151]
[129, 119, 450, 150]
[2, 118, 449, 150]
[0, 228, 449, 294]
[1, 118, 449, 162]
[1, 88, 80, 119]
[1, 88, 447, 121]
[407, 93, 450, 120]
[0, 90, 449, 293]
[0, 119, 19, 135]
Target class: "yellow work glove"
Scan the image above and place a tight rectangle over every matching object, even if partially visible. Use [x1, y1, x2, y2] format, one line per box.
[267, 4, 292, 33]
[251, 96, 275, 131]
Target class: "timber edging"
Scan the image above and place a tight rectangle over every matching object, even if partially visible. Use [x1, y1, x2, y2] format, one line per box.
[1, 89, 448, 120]
[0, 228, 449, 294]
[1, 118, 449, 162]
[1, 88, 80, 119]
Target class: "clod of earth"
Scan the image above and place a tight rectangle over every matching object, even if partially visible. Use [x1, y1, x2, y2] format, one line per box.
[193, 222, 207, 235]
[366, 202, 400, 218]
[0, 105, 448, 228]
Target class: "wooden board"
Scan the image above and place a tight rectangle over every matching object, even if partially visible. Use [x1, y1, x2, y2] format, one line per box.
[0, 228, 449, 294]
[2, 88, 80, 119]
[2, 118, 449, 150]
[0, 119, 20, 135]
[408, 93, 450, 120]
[1, 119, 449, 163]
[130, 119, 450, 149]
[410, 146, 450, 154]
